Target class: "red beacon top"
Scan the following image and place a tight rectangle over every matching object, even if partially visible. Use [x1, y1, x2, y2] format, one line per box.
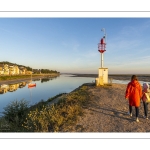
[98, 37, 106, 53]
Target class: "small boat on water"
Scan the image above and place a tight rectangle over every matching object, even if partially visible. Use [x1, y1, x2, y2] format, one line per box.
[28, 83, 36, 88]
[28, 69, 36, 88]
[1, 84, 8, 88]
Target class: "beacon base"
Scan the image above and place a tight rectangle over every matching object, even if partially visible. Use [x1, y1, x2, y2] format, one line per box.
[95, 68, 108, 86]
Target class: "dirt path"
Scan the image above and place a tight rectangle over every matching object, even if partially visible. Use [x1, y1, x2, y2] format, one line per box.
[68, 83, 150, 132]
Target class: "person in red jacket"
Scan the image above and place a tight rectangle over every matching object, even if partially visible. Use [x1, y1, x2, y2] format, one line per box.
[125, 75, 142, 122]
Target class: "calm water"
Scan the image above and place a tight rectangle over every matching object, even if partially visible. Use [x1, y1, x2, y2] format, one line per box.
[0, 74, 96, 116]
[0, 74, 149, 116]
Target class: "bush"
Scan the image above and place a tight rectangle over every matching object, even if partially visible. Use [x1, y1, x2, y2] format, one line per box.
[2, 99, 29, 131]
[23, 85, 89, 132]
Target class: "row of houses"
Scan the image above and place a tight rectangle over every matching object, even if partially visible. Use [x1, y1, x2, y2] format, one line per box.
[0, 64, 32, 75]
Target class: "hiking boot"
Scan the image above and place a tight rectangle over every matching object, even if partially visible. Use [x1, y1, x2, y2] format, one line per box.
[136, 118, 139, 122]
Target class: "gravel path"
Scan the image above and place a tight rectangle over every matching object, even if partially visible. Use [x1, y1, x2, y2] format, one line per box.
[68, 83, 150, 132]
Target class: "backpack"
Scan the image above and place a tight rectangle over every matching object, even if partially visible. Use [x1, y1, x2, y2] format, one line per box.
[144, 92, 150, 103]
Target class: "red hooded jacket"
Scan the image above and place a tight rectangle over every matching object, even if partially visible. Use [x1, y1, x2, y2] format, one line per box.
[125, 80, 142, 107]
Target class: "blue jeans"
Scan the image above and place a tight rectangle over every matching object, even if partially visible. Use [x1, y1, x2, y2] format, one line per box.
[143, 101, 149, 117]
[129, 105, 139, 118]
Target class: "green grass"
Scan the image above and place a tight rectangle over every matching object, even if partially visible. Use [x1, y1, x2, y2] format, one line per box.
[0, 75, 31, 81]
[0, 73, 59, 81]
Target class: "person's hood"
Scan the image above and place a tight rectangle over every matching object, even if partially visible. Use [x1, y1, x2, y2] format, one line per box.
[131, 80, 139, 87]
[143, 82, 149, 90]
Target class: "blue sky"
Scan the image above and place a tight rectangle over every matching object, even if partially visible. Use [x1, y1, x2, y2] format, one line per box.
[0, 18, 150, 74]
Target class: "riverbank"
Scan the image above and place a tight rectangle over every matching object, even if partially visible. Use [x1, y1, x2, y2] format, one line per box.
[0, 74, 59, 85]
[0, 83, 88, 132]
[59, 83, 150, 132]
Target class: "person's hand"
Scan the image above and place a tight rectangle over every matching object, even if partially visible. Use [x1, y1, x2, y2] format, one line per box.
[125, 98, 128, 100]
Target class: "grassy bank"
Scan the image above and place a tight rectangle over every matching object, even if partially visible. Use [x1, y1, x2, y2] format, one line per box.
[0, 84, 90, 132]
[0, 75, 31, 81]
[0, 73, 59, 81]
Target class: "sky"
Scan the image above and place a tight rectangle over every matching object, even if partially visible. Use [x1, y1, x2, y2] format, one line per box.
[1, 17, 150, 74]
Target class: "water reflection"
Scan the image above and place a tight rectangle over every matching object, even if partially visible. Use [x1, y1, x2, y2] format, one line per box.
[0, 82, 26, 94]
[1, 78, 149, 95]
[32, 79, 40, 81]
[19, 82, 27, 88]
[0, 77, 57, 94]
[41, 78, 54, 83]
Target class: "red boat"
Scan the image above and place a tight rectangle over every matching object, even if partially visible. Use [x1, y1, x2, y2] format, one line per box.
[28, 83, 36, 88]
[28, 69, 36, 88]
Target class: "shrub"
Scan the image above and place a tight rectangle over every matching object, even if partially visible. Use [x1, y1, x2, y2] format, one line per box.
[2, 99, 29, 131]
[23, 85, 89, 132]
[23, 105, 65, 132]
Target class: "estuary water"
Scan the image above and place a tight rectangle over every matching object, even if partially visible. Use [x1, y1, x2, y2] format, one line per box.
[0, 74, 148, 116]
[0, 74, 96, 116]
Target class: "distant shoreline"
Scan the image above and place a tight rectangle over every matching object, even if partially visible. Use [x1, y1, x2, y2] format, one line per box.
[69, 73, 150, 82]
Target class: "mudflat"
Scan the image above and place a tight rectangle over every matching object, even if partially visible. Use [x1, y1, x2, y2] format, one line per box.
[72, 74, 150, 82]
